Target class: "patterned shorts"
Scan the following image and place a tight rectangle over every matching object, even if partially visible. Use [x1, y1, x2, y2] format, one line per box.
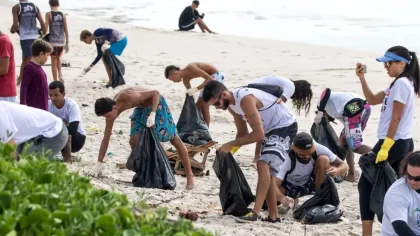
[282, 176, 315, 199]
[52, 46, 64, 57]
[340, 103, 371, 150]
[129, 96, 177, 142]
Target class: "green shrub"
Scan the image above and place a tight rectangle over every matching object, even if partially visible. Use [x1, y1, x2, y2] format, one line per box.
[0, 143, 213, 236]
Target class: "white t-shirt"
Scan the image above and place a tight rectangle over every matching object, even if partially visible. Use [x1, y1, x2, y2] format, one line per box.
[48, 97, 86, 135]
[229, 87, 296, 133]
[0, 101, 63, 145]
[318, 91, 364, 123]
[277, 142, 337, 187]
[250, 75, 295, 101]
[377, 77, 415, 140]
[381, 178, 420, 236]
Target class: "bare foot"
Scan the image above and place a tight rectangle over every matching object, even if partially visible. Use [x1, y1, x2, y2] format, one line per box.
[344, 170, 360, 183]
[186, 176, 195, 190]
[59, 75, 65, 83]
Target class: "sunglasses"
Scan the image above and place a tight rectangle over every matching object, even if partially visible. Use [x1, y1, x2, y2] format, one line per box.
[384, 61, 400, 68]
[406, 173, 420, 182]
[213, 93, 223, 106]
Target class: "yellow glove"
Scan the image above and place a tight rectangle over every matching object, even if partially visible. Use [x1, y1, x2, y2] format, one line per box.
[231, 146, 240, 154]
[376, 137, 395, 164]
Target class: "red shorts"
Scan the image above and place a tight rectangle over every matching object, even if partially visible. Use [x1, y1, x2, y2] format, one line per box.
[52, 46, 64, 57]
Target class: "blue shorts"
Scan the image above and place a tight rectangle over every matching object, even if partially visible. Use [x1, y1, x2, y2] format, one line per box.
[109, 36, 127, 56]
[129, 96, 177, 142]
[20, 39, 36, 57]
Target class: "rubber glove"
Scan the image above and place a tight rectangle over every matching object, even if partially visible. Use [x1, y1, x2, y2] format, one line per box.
[146, 112, 156, 127]
[376, 137, 395, 164]
[64, 43, 69, 53]
[101, 42, 110, 51]
[231, 146, 240, 154]
[90, 161, 103, 178]
[186, 87, 199, 96]
[314, 111, 324, 125]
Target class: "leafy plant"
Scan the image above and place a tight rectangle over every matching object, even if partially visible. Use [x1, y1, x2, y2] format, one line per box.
[0, 143, 213, 236]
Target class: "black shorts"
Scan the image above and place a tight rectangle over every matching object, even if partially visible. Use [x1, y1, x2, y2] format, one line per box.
[71, 132, 86, 153]
[282, 176, 316, 199]
[179, 21, 195, 31]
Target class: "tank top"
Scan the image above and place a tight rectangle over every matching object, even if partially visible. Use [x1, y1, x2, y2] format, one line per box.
[229, 87, 296, 133]
[18, 1, 38, 40]
[49, 11, 65, 46]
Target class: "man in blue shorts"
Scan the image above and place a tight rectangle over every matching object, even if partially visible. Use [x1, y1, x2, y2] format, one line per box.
[92, 86, 195, 190]
[80, 28, 128, 85]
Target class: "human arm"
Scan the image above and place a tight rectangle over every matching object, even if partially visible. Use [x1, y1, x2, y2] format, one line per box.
[328, 157, 349, 177]
[44, 12, 50, 35]
[228, 107, 249, 139]
[11, 5, 19, 33]
[254, 140, 262, 161]
[317, 88, 331, 112]
[90, 43, 103, 67]
[36, 7, 46, 35]
[67, 122, 79, 136]
[185, 64, 214, 95]
[0, 44, 10, 75]
[97, 118, 115, 162]
[63, 15, 69, 45]
[19, 66, 33, 105]
[391, 221, 416, 236]
[356, 63, 385, 105]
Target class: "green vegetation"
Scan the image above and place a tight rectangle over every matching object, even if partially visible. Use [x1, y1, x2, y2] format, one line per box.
[0, 143, 213, 236]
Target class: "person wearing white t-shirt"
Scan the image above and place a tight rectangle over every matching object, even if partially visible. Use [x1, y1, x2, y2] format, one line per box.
[202, 80, 298, 223]
[381, 151, 420, 236]
[356, 46, 419, 236]
[250, 75, 313, 116]
[0, 101, 68, 160]
[276, 132, 348, 212]
[48, 81, 86, 162]
[314, 89, 372, 182]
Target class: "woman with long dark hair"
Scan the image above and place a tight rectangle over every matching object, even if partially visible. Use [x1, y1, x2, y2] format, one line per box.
[356, 46, 419, 235]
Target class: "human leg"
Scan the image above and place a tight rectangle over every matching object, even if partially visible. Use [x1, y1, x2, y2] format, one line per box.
[51, 56, 58, 81]
[358, 173, 375, 236]
[170, 136, 195, 190]
[314, 155, 331, 189]
[17, 39, 35, 85]
[62, 134, 72, 162]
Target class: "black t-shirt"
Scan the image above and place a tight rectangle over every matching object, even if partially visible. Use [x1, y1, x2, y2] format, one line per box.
[178, 6, 201, 27]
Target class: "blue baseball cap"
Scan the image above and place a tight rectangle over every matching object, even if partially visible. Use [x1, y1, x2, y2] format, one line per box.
[376, 51, 409, 64]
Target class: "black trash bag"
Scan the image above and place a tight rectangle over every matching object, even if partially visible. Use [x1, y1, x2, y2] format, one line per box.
[126, 128, 176, 190]
[213, 151, 254, 216]
[176, 95, 212, 146]
[302, 204, 343, 224]
[293, 175, 340, 221]
[358, 151, 397, 217]
[310, 117, 347, 159]
[102, 50, 126, 88]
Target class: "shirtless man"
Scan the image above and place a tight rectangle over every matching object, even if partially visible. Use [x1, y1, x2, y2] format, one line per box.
[92, 86, 195, 190]
[164, 62, 225, 127]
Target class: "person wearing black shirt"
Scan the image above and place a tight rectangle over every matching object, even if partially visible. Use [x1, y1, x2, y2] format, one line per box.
[178, 1, 215, 33]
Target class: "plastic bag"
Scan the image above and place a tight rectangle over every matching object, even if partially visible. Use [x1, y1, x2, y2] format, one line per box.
[293, 175, 340, 221]
[213, 151, 254, 216]
[126, 128, 176, 190]
[310, 117, 347, 159]
[302, 204, 343, 224]
[247, 83, 284, 98]
[102, 50, 126, 88]
[359, 151, 397, 217]
[176, 95, 212, 146]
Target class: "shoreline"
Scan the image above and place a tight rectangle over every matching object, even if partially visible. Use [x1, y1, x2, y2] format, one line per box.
[2, 1, 419, 235]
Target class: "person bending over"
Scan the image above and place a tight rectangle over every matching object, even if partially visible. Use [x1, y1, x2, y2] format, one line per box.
[250, 75, 313, 116]
[314, 88, 372, 182]
[178, 0, 215, 33]
[381, 151, 420, 236]
[80, 28, 128, 86]
[202, 80, 298, 223]
[92, 86, 195, 190]
[48, 81, 86, 162]
[0, 101, 68, 161]
[165, 62, 225, 127]
[277, 132, 349, 212]
[356, 46, 419, 236]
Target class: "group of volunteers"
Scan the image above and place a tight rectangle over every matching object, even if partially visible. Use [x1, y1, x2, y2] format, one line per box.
[1, 0, 420, 235]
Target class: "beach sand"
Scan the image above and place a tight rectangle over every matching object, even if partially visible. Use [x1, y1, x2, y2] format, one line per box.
[2, 1, 420, 235]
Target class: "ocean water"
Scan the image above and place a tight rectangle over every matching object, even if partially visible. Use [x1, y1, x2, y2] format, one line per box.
[16, 0, 420, 53]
